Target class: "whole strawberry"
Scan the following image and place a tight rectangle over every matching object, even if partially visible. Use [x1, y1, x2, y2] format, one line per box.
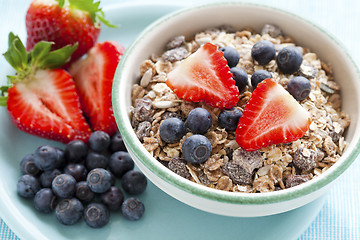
[1, 33, 92, 143]
[25, 0, 114, 65]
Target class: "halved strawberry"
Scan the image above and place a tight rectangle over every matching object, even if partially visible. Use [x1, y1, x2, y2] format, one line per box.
[166, 42, 239, 109]
[69, 41, 125, 136]
[1, 33, 91, 143]
[235, 78, 311, 151]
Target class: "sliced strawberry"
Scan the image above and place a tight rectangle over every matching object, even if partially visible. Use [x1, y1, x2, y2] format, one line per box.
[2, 33, 91, 143]
[70, 41, 125, 136]
[7, 69, 92, 143]
[166, 42, 239, 109]
[235, 78, 311, 151]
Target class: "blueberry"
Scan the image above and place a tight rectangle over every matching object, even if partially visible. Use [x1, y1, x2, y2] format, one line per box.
[251, 40, 276, 65]
[121, 170, 148, 195]
[34, 145, 60, 171]
[34, 188, 57, 213]
[87, 168, 112, 193]
[110, 132, 127, 153]
[39, 169, 61, 188]
[159, 117, 186, 143]
[185, 108, 212, 134]
[20, 153, 40, 177]
[89, 131, 111, 152]
[101, 186, 124, 211]
[108, 151, 134, 178]
[121, 197, 145, 221]
[218, 107, 243, 131]
[75, 181, 95, 203]
[64, 163, 88, 182]
[219, 46, 240, 68]
[230, 67, 248, 92]
[17, 174, 41, 198]
[54, 147, 66, 169]
[84, 203, 110, 228]
[55, 198, 83, 225]
[276, 46, 303, 74]
[182, 135, 211, 164]
[287, 76, 311, 101]
[251, 70, 272, 89]
[85, 152, 109, 170]
[64, 140, 88, 163]
[52, 174, 76, 198]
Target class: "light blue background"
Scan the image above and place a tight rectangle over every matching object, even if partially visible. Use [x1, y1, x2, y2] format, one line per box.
[0, 0, 359, 239]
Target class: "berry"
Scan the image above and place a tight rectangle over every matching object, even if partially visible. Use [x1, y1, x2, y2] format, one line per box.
[182, 135, 212, 164]
[86, 152, 109, 170]
[108, 151, 134, 178]
[84, 203, 110, 228]
[110, 132, 127, 152]
[17, 174, 41, 198]
[251, 70, 272, 89]
[230, 67, 248, 93]
[159, 118, 186, 144]
[121, 170, 148, 195]
[185, 108, 212, 134]
[219, 46, 240, 68]
[88, 131, 111, 152]
[121, 197, 145, 221]
[26, 0, 115, 65]
[3, 34, 91, 143]
[75, 181, 95, 203]
[287, 76, 311, 101]
[70, 41, 125, 135]
[20, 153, 40, 176]
[34, 188, 57, 214]
[64, 140, 88, 163]
[87, 168, 112, 193]
[251, 40, 276, 65]
[33, 145, 60, 171]
[276, 46, 303, 74]
[166, 42, 239, 109]
[55, 198, 84, 225]
[39, 169, 61, 188]
[64, 163, 88, 182]
[218, 107, 243, 131]
[52, 174, 76, 198]
[235, 78, 311, 151]
[101, 186, 124, 211]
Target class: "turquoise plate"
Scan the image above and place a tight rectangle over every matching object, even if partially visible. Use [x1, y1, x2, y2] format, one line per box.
[0, 2, 324, 240]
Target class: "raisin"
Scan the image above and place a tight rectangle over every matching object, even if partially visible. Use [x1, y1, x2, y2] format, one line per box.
[168, 157, 191, 180]
[232, 148, 263, 174]
[222, 162, 252, 185]
[285, 174, 311, 188]
[136, 121, 152, 142]
[166, 36, 185, 50]
[162, 47, 188, 63]
[292, 148, 316, 171]
[198, 171, 212, 186]
[134, 97, 153, 122]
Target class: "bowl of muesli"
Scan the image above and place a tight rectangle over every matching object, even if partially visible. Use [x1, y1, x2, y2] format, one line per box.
[112, 2, 360, 217]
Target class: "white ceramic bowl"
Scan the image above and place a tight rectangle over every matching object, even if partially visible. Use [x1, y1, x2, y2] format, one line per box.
[113, 2, 360, 217]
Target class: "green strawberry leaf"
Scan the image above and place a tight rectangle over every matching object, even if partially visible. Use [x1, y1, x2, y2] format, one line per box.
[57, 0, 65, 7]
[0, 86, 9, 107]
[41, 43, 78, 69]
[67, 0, 117, 28]
[3, 33, 28, 73]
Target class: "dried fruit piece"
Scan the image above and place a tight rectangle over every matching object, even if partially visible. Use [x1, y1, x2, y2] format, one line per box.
[168, 157, 191, 180]
[232, 148, 263, 174]
[222, 162, 253, 185]
[292, 148, 316, 171]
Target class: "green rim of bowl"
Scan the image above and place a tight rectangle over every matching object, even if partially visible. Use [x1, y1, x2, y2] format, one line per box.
[113, 1, 360, 205]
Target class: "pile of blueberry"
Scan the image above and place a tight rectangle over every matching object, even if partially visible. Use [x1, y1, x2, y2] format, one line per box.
[17, 131, 147, 228]
[221, 40, 311, 101]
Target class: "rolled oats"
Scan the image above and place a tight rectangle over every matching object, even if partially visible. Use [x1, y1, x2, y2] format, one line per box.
[130, 25, 350, 193]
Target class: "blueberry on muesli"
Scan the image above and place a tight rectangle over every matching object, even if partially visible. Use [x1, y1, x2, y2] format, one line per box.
[251, 40, 276, 65]
[276, 46, 303, 74]
[250, 70, 272, 89]
[287, 76, 311, 101]
[185, 107, 212, 134]
[218, 107, 243, 131]
[182, 134, 212, 164]
[159, 117, 186, 144]
[230, 67, 248, 92]
[219, 46, 240, 68]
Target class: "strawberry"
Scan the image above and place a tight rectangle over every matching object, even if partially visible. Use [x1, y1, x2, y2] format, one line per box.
[25, 0, 114, 65]
[1, 33, 92, 143]
[235, 78, 311, 151]
[69, 41, 125, 136]
[166, 42, 239, 109]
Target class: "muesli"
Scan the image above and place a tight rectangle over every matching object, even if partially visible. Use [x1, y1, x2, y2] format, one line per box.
[130, 24, 350, 193]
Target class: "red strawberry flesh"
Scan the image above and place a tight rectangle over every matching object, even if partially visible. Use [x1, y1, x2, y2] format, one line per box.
[70, 41, 125, 136]
[235, 78, 311, 151]
[166, 42, 239, 109]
